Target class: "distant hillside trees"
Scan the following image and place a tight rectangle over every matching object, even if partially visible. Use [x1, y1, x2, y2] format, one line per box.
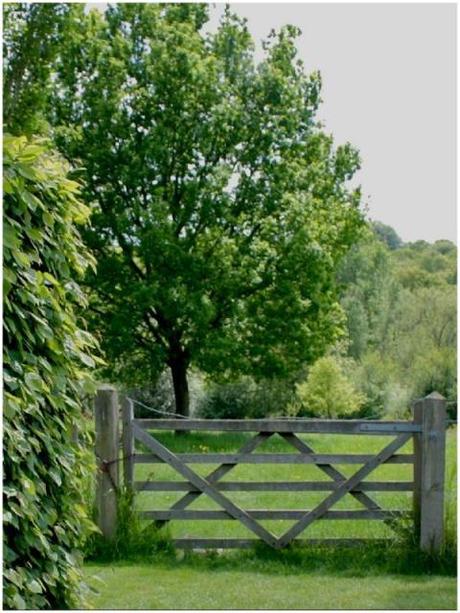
[335, 225, 456, 418]
[372, 220, 403, 250]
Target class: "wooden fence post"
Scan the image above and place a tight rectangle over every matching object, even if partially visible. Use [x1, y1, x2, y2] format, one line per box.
[95, 385, 119, 539]
[122, 396, 134, 490]
[413, 391, 447, 553]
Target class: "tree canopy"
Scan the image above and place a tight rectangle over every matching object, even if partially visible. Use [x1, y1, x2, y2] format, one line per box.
[2, 2, 80, 135]
[50, 3, 364, 414]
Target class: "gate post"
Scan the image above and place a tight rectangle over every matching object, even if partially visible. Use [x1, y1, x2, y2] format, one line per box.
[413, 391, 447, 553]
[122, 396, 134, 490]
[95, 385, 119, 539]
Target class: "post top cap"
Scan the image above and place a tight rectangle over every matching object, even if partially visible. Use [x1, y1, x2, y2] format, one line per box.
[98, 384, 116, 391]
[425, 391, 445, 400]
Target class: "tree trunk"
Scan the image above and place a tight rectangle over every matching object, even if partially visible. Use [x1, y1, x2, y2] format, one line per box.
[170, 353, 190, 419]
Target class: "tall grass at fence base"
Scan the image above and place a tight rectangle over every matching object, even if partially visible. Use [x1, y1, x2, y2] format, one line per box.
[84, 486, 174, 562]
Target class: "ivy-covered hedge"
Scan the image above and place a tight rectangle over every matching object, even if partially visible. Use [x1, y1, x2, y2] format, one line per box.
[3, 135, 98, 609]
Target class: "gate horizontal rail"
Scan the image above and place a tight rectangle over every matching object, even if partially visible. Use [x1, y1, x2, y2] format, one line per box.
[133, 418, 422, 434]
[134, 452, 414, 464]
[173, 538, 390, 549]
[140, 510, 409, 520]
[135, 480, 414, 492]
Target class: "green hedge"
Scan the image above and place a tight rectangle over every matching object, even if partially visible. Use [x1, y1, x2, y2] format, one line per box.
[3, 135, 98, 609]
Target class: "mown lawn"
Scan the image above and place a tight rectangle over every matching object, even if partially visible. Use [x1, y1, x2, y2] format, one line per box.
[84, 427, 457, 609]
[84, 562, 457, 610]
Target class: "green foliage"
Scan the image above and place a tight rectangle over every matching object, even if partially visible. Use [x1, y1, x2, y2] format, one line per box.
[49, 3, 364, 414]
[195, 379, 256, 419]
[337, 226, 456, 418]
[338, 228, 400, 359]
[392, 240, 456, 289]
[127, 370, 206, 418]
[3, 134, 98, 609]
[372, 220, 403, 250]
[3, 2, 83, 135]
[343, 352, 409, 419]
[294, 356, 364, 418]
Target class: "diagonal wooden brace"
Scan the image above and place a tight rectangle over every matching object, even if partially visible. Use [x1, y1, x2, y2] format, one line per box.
[277, 432, 412, 548]
[280, 433, 383, 513]
[152, 432, 273, 528]
[132, 424, 278, 547]
[171, 432, 273, 512]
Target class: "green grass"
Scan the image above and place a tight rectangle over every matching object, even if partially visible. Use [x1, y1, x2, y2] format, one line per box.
[84, 428, 457, 609]
[84, 562, 457, 609]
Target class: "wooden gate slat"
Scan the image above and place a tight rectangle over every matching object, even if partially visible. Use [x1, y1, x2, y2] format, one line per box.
[133, 452, 413, 464]
[134, 418, 421, 434]
[134, 480, 414, 492]
[277, 432, 412, 548]
[173, 538, 392, 549]
[140, 509, 408, 520]
[132, 423, 278, 547]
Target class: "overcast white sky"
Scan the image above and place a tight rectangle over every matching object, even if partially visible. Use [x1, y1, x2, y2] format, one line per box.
[88, 2, 457, 243]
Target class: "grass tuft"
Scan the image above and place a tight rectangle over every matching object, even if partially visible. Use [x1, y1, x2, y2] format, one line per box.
[84, 486, 174, 562]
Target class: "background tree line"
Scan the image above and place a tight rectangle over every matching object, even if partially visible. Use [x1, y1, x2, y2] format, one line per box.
[132, 222, 457, 420]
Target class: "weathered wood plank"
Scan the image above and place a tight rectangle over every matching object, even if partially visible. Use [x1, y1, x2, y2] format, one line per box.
[135, 480, 414, 492]
[277, 432, 412, 548]
[132, 423, 278, 547]
[121, 396, 134, 490]
[94, 386, 119, 540]
[140, 509, 408, 520]
[413, 393, 447, 553]
[133, 418, 421, 434]
[173, 538, 392, 549]
[133, 452, 414, 464]
[280, 432, 385, 516]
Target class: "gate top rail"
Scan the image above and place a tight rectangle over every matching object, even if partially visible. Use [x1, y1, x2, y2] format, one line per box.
[133, 418, 422, 434]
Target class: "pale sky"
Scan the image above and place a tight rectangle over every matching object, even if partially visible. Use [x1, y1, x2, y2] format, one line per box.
[88, 2, 457, 243]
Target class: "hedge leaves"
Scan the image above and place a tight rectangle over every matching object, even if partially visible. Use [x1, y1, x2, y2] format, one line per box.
[3, 135, 98, 609]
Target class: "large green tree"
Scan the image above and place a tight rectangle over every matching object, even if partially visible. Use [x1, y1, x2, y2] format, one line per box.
[51, 3, 363, 415]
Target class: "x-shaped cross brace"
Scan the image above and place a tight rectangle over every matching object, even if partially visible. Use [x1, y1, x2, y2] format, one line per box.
[133, 424, 411, 548]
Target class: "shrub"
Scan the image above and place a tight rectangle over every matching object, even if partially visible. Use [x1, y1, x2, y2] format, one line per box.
[197, 377, 295, 419]
[294, 356, 365, 418]
[3, 135, 98, 609]
[197, 378, 259, 419]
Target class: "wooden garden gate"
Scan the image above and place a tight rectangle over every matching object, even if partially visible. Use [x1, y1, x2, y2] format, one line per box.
[95, 389, 447, 552]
